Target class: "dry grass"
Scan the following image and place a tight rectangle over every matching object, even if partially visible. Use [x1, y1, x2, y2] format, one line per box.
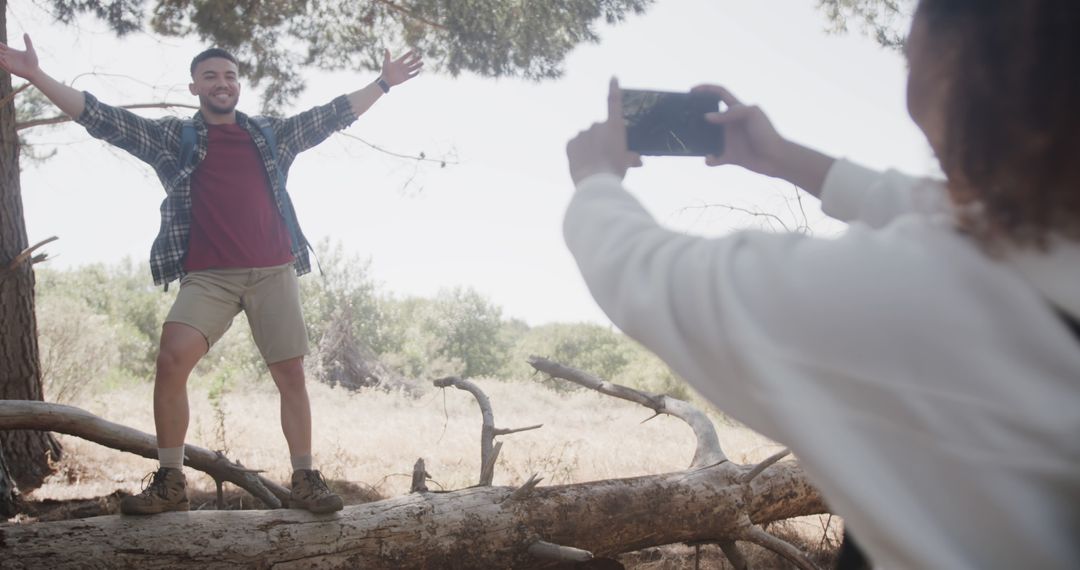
[25, 375, 839, 568]
[33, 376, 786, 499]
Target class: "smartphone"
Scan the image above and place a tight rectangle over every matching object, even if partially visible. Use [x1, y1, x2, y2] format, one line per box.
[621, 89, 724, 156]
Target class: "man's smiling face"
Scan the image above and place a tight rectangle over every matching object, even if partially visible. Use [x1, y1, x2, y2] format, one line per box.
[189, 57, 241, 117]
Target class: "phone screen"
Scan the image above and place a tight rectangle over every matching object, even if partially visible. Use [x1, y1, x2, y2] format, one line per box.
[621, 89, 724, 157]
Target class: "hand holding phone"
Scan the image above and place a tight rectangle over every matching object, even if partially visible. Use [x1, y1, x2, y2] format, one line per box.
[621, 89, 724, 157]
[566, 78, 644, 184]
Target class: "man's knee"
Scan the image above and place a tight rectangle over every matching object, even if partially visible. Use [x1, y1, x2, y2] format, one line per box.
[157, 323, 208, 378]
[269, 357, 306, 393]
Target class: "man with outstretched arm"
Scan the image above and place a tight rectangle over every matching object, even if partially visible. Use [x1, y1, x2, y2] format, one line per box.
[0, 34, 422, 515]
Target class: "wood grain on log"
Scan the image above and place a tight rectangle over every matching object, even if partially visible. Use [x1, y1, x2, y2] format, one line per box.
[1, 460, 824, 569]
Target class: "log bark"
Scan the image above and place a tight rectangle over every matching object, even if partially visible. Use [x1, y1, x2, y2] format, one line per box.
[0, 2, 61, 515]
[0, 460, 825, 569]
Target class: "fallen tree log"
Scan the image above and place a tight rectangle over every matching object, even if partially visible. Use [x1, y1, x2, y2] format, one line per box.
[1, 459, 823, 569]
[0, 359, 828, 569]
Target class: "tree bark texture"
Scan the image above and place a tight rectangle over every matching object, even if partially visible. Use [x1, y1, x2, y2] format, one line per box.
[0, 0, 61, 514]
[0, 461, 825, 569]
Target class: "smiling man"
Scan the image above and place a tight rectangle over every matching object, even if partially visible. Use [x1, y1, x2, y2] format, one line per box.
[0, 37, 422, 515]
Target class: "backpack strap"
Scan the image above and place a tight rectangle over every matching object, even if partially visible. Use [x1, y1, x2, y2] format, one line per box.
[250, 116, 321, 273]
[178, 119, 197, 168]
[250, 116, 280, 181]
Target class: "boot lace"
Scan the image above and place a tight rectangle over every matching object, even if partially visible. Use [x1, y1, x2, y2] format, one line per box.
[138, 468, 174, 497]
[304, 470, 332, 495]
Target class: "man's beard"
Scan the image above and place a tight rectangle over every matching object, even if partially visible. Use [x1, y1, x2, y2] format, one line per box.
[200, 93, 237, 115]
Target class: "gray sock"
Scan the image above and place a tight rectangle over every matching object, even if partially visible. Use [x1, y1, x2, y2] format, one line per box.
[291, 454, 313, 473]
[158, 446, 185, 471]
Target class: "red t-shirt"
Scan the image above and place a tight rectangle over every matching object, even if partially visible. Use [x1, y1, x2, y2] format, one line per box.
[183, 123, 294, 272]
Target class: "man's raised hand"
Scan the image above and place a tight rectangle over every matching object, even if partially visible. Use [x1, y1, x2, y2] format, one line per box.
[0, 34, 41, 81]
[381, 49, 423, 87]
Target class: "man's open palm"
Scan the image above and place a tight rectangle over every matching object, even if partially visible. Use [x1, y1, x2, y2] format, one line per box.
[380, 49, 423, 87]
[0, 34, 40, 80]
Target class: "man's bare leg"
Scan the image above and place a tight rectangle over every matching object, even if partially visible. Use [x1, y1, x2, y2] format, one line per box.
[120, 322, 206, 515]
[268, 356, 311, 459]
[270, 356, 342, 513]
[154, 322, 209, 449]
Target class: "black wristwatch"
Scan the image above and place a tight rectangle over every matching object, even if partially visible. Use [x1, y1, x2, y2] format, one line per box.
[376, 77, 391, 94]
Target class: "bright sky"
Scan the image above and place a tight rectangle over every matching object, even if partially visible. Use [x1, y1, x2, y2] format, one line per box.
[11, 0, 932, 326]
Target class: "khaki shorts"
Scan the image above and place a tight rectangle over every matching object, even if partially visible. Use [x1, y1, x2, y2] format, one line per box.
[165, 263, 309, 364]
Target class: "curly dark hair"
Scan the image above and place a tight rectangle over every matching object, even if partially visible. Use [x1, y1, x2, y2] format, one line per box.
[918, 0, 1080, 248]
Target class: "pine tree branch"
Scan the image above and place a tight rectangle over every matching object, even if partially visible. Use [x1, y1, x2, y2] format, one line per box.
[371, 0, 449, 31]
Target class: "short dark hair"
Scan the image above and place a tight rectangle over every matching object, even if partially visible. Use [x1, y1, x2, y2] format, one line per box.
[917, 0, 1080, 248]
[190, 48, 239, 77]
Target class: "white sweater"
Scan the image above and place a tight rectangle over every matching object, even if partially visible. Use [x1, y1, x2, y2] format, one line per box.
[564, 160, 1080, 569]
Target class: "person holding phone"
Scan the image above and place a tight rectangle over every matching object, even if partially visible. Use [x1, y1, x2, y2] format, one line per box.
[564, 1, 1080, 568]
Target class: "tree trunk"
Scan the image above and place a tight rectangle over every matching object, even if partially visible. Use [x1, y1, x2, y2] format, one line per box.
[0, 461, 826, 569]
[0, 0, 61, 515]
[0, 447, 16, 518]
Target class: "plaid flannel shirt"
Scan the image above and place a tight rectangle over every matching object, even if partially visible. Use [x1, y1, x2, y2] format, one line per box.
[75, 92, 357, 286]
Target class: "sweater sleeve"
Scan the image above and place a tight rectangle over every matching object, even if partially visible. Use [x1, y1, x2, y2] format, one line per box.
[564, 170, 959, 440]
[819, 159, 953, 228]
[563, 173, 793, 435]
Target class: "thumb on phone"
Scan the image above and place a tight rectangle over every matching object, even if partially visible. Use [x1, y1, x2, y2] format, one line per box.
[607, 77, 624, 126]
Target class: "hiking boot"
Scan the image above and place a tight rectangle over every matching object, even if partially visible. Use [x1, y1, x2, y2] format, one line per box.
[289, 469, 343, 513]
[120, 467, 189, 515]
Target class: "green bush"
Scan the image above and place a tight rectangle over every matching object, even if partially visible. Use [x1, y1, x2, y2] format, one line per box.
[501, 322, 691, 398]
[36, 260, 170, 384]
[502, 322, 632, 390]
[35, 295, 123, 404]
[613, 341, 692, 400]
[301, 239, 390, 356]
[32, 253, 691, 401]
[380, 287, 511, 380]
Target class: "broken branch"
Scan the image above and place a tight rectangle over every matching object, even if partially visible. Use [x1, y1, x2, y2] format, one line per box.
[410, 458, 429, 493]
[742, 448, 792, 484]
[502, 473, 543, 503]
[3, 236, 58, 274]
[527, 356, 728, 468]
[0, 401, 287, 507]
[740, 522, 821, 570]
[528, 540, 594, 563]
